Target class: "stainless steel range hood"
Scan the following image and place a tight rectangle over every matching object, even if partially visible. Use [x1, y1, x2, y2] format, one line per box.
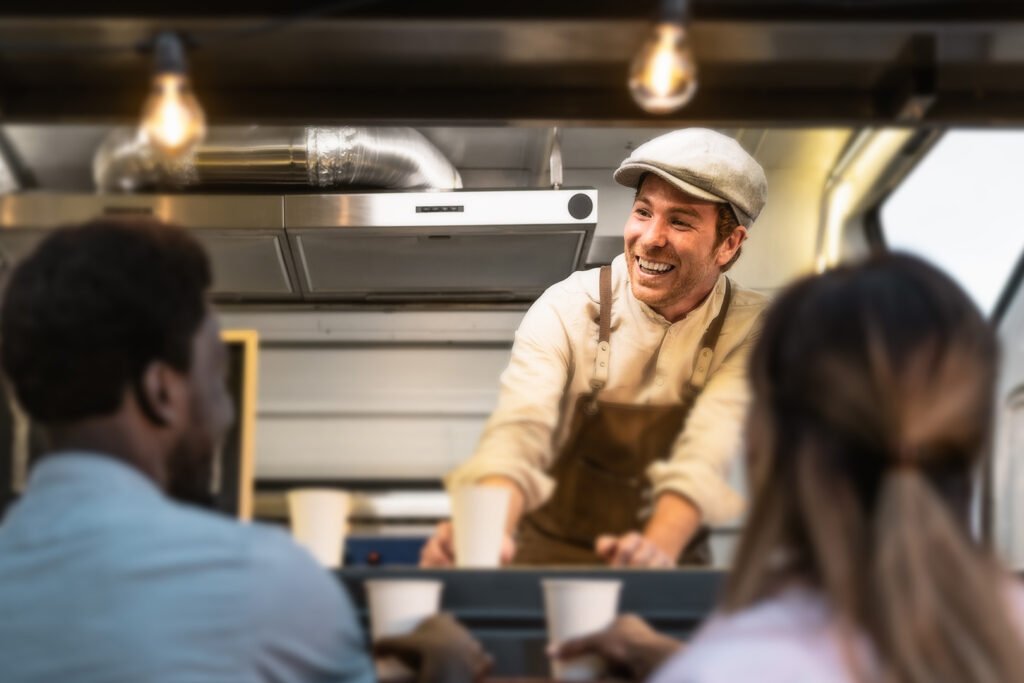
[0, 188, 597, 303]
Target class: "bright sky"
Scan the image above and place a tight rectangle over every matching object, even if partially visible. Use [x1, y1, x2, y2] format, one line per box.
[881, 130, 1024, 315]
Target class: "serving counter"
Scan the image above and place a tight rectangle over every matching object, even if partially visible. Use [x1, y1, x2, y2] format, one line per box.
[337, 567, 725, 677]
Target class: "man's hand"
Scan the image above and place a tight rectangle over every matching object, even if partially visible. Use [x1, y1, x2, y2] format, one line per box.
[594, 491, 702, 567]
[552, 614, 683, 681]
[419, 521, 457, 567]
[595, 532, 674, 568]
[419, 521, 516, 568]
[374, 613, 493, 683]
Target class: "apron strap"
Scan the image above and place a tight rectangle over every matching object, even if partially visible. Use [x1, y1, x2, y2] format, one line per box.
[689, 277, 734, 390]
[589, 265, 613, 394]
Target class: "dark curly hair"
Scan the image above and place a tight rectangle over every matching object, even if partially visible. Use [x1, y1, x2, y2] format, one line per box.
[1, 218, 211, 424]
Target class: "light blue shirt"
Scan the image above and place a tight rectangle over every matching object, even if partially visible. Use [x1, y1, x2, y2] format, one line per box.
[0, 452, 376, 683]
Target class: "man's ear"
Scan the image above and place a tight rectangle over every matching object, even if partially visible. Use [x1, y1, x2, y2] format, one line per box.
[716, 225, 748, 267]
[135, 361, 186, 428]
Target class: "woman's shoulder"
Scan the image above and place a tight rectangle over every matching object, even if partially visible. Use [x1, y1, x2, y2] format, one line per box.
[650, 588, 856, 683]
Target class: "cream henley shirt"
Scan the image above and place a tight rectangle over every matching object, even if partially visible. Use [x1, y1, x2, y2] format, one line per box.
[446, 253, 768, 526]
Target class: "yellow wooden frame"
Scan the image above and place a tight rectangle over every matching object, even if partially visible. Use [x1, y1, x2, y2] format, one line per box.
[221, 329, 259, 521]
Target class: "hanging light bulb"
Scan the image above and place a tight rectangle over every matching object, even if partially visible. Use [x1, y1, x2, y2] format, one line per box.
[139, 32, 206, 158]
[628, 0, 698, 114]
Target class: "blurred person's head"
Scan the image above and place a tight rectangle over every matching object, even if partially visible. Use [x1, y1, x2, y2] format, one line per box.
[725, 253, 1024, 683]
[0, 218, 234, 504]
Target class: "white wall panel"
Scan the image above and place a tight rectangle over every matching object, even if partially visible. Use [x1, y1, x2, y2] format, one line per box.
[256, 414, 488, 480]
[216, 310, 519, 481]
[218, 309, 525, 344]
[257, 346, 509, 416]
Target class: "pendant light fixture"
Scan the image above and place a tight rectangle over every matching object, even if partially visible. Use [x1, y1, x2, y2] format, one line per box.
[139, 32, 206, 158]
[628, 0, 698, 114]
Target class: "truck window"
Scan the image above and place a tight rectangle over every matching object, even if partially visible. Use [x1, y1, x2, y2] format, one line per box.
[880, 130, 1024, 315]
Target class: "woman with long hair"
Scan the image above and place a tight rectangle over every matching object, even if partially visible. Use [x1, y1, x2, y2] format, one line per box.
[559, 253, 1024, 682]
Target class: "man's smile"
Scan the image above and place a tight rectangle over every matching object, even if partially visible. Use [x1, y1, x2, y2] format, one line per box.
[636, 255, 676, 276]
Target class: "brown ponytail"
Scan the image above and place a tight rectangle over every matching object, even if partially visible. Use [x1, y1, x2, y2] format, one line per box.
[871, 470, 1024, 683]
[724, 254, 1024, 683]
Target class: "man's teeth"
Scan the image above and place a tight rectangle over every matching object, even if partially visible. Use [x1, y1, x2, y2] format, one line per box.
[638, 257, 674, 273]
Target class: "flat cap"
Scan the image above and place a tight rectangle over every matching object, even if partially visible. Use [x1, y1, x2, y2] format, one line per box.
[614, 128, 768, 227]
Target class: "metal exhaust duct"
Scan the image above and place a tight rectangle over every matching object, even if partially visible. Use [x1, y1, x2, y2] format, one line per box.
[94, 126, 463, 192]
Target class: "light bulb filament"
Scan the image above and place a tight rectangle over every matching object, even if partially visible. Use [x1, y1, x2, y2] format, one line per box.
[650, 31, 679, 97]
[152, 76, 190, 148]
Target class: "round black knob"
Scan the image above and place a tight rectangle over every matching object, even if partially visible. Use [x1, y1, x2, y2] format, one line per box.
[568, 193, 594, 220]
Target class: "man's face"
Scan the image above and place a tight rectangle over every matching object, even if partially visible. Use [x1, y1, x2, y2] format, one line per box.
[623, 174, 740, 322]
[166, 311, 235, 506]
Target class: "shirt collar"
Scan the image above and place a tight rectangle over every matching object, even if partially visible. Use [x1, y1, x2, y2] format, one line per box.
[623, 267, 728, 329]
[27, 451, 165, 501]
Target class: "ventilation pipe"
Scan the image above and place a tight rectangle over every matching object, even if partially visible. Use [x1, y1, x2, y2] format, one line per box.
[94, 126, 463, 192]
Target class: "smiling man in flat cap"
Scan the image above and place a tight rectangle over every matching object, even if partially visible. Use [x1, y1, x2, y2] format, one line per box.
[424, 128, 769, 567]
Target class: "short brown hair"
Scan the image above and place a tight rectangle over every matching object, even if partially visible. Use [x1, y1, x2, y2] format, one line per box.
[715, 203, 742, 271]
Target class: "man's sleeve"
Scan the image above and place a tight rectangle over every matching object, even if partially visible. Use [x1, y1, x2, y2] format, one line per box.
[247, 528, 375, 683]
[444, 287, 575, 512]
[646, 314, 762, 526]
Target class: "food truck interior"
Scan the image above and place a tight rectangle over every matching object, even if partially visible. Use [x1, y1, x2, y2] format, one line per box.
[1, 1, 1024, 673]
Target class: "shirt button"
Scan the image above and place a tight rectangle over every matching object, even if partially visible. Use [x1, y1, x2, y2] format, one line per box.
[655, 377, 665, 387]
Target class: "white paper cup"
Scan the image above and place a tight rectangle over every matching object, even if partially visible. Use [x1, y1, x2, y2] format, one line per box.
[451, 485, 511, 568]
[366, 579, 443, 681]
[543, 579, 622, 681]
[287, 488, 350, 568]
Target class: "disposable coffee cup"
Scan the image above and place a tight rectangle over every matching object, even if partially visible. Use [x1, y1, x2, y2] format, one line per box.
[543, 579, 622, 681]
[451, 485, 512, 568]
[366, 579, 443, 681]
[287, 488, 350, 568]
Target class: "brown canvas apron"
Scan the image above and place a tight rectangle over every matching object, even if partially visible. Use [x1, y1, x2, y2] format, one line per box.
[515, 265, 733, 566]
